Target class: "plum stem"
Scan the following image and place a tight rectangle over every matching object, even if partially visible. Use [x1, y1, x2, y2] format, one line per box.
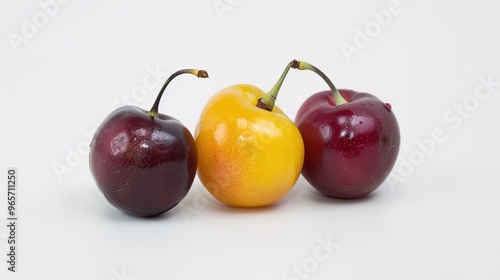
[256, 60, 300, 111]
[291, 60, 347, 105]
[149, 69, 209, 118]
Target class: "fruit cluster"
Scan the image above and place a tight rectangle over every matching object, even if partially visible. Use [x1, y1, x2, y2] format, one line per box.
[89, 60, 400, 217]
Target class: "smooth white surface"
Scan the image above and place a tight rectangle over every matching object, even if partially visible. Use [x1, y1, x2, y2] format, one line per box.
[1, 0, 500, 279]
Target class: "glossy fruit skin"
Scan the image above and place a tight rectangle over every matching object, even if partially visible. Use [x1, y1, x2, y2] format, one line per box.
[89, 106, 197, 217]
[195, 84, 304, 207]
[295, 89, 400, 198]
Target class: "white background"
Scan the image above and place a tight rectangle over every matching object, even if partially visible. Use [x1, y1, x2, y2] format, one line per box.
[1, 0, 500, 279]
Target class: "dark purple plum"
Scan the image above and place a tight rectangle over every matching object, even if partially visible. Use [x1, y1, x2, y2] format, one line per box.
[89, 69, 208, 216]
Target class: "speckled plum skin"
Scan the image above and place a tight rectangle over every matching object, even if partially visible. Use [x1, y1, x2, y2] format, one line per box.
[89, 106, 197, 217]
[295, 89, 400, 198]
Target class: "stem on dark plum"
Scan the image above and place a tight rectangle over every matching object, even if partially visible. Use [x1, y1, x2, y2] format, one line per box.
[256, 60, 300, 111]
[291, 60, 347, 105]
[148, 69, 209, 118]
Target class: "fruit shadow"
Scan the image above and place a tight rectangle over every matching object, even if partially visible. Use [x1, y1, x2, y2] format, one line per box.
[300, 184, 378, 205]
[81, 188, 179, 222]
[102, 206, 178, 222]
[177, 182, 300, 216]
[205, 196, 289, 215]
[207, 190, 302, 215]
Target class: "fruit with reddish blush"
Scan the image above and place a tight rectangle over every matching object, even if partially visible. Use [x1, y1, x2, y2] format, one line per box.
[195, 61, 304, 207]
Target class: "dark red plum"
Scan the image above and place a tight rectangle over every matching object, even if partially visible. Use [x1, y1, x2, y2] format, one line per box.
[295, 89, 400, 198]
[292, 61, 400, 198]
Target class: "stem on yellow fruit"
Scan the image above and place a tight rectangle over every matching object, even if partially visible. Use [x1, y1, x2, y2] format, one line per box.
[256, 60, 300, 111]
[149, 69, 209, 118]
[291, 60, 347, 105]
